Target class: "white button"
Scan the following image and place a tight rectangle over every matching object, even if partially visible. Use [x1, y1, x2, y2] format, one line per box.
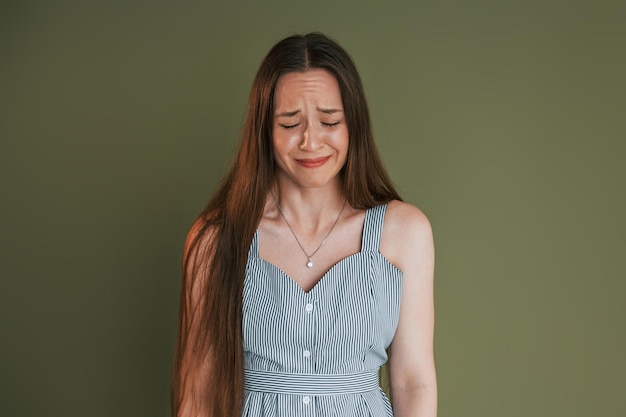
[303, 396, 311, 404]
[303, 350, 311, 358]
[305, 303, 314, 312]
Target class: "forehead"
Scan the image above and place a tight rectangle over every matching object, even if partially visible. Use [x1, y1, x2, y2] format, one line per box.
[274, 69, 343, 109]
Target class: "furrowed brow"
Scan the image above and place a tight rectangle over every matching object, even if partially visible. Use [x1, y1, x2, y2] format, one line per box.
[316, 107, 342, 114]
[275, 110, 301, 117]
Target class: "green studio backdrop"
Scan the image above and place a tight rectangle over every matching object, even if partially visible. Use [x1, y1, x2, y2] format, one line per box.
[1, 1, 624, 416]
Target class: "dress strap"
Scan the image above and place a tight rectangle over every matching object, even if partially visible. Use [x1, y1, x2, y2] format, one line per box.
[360, 203, 388, 252]
[248, 230, 260, 259]
[244, 369, 380, 396]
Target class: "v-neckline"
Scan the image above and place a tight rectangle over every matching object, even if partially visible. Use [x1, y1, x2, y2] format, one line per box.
[250, 204, 390, 294]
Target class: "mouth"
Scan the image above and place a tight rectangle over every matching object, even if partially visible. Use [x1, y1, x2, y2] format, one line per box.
[295, 156, 331, 168]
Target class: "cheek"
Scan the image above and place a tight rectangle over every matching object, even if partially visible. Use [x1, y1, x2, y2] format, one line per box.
[272, 132, 295, 164]
[273, 129, 305, 158]
[273, 127, 297, 144]
[330, 127, 349, 153]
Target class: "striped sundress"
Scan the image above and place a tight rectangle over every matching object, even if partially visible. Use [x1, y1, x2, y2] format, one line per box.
[242, 203, 403, 416]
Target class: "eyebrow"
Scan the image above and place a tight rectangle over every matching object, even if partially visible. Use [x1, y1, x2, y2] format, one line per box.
[275, 110, 301, 117]
[275, 107, 343, 117]
[317, 107, 342, 114]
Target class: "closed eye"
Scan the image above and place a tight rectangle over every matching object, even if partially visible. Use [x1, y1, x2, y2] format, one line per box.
[279, 123, 300, 130]
[322, 121, 341, 128]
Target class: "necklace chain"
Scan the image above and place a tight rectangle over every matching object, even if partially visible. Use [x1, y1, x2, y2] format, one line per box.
[273, 195, 348, 268]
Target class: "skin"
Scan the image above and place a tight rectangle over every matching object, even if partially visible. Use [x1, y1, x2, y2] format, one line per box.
[258, 69, 437, 416]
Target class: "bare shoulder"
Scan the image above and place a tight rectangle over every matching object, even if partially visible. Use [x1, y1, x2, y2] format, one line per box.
[383, 200, 433, 248]
[381, 200, 434, 273]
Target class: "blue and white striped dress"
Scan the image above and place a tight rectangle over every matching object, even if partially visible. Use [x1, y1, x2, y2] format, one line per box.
[242, 203, 403, 416]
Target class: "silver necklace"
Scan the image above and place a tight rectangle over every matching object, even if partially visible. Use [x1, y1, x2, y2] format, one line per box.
[273, 195, 348, 268]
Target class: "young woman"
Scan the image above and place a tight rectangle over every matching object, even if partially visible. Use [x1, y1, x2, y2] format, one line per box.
[172, 32, 436, 417]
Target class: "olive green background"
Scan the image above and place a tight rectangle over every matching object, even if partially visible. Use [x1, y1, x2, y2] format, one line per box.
[1, 1, 624, 416]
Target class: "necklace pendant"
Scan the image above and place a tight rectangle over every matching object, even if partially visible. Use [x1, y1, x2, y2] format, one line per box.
[273, 194, 347, 272]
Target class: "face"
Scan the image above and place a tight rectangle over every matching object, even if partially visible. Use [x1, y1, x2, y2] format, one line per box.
[272, 69, 349, 190]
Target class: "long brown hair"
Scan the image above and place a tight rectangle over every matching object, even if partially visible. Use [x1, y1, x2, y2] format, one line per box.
[172, 32, 401, 417]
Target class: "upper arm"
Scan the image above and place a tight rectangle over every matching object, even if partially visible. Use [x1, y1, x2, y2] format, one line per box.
[381, 201, 436, 391]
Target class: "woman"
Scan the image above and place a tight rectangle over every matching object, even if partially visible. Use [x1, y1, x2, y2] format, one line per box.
[172, 32, 436, 417]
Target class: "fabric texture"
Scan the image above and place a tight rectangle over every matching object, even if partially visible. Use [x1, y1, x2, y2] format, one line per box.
[242, 203, 403, 416]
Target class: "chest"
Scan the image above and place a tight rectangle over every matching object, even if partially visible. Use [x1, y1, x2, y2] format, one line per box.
[257, 215, 364, 293]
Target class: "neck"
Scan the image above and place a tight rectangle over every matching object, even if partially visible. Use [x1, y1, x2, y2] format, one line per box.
[271, 178, 346, 233]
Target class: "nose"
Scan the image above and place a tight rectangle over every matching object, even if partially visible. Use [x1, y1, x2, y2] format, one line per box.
[299, 123, 322, 151]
